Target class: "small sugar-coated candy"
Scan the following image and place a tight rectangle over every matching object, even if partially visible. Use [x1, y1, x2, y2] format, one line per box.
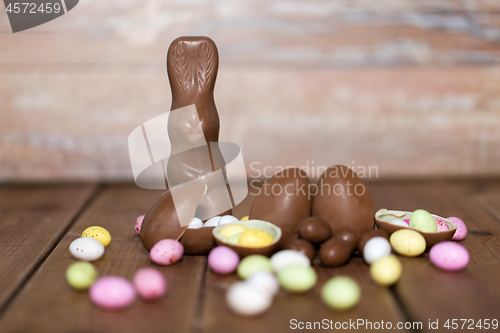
[133, 268, 167, 301]
[66, 262, 97, 290]
[69, 237, 104, 262]
[391, 219, 409, 227]
[363, 237, 391, 264]
[237, 255, 273, 279]
[238, 229, 274, 248]
[150, 239, 184, 266]
[430, 241, 469, 271]
[204, 216, 221, 227]
[390, 229, 426, 257]
[370, 255, 402, 286]
[277, 265, 317, 293]
[218, 215, 239, 226]
[135, 215, 145, 235]
[434, 217, 449, 232]
[270, 250, 310, 273]
[208, 246, 240, 275]
[246, 271, 279, 297]
[447, 217, 467, 240]
[240, 216, 249, 221]
[90, 276, 136, 310]
[220, 224, 249, 239]
[187, 217, 203, 229]
[321, 276, 360, 310]
[82, 226, 112, 248]
[409, 209, 437, 232]
[226, 282, 272, 316]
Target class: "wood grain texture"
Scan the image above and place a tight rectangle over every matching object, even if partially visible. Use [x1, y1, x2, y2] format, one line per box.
[0, 184, 95, 311]
[368, 181, 500, 332]
[0, 185, 207, 333]
[1, 1, 500, 180]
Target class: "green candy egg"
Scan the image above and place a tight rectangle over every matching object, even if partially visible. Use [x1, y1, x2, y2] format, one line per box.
[66, 261, 97, 290]
[321, 276, 361, 310]
[409, 209, 437, 232]
[237, 255, 273, 279]
[226, 232, 243, 245]
[277, 265, 317, 293]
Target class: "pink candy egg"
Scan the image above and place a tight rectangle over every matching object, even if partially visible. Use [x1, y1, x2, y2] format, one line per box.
[89, 276, 136, 310]
[208, 246, 240, 275]
[429, 241, 469, 271]
[447, 217, 467, 240]
[434, 217, 449, 232]
[403, 219, 410, 225]
[133, 268, 167, 301]
[135, 215, 145, 235]
[150, 239, 184, 266]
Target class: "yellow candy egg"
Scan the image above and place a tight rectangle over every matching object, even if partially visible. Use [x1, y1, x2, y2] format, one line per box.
[240, 216, 249, 221]
[238, 229, 274, 248]
[390, 229, 425, 257]
[370, 255, 402, 286]
[220, 224, 249, 239]
[82, 226, 112, 248]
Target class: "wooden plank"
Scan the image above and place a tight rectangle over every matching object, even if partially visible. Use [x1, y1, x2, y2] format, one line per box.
[0, 185, 207, 333]
[0, 184, 95, 311]
[469, 180, 500, 221]
[367, 181, 500, 332]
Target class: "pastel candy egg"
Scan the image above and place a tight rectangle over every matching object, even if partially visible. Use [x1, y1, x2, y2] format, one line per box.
[66, 262, 97, 290]
[208, 246, 240, 275]
[270, 250, 310, 272]
[226, 232, 242, 245]
[240, 216, 249, 221]
[150, 239, 184, 266]
[363, 237, 392, 264]
[409, 209, 437, 232]
[391, 219, 409, 227]
[133, 268, 167, 301]
[226, 282, 272, 316]
[69, 237, 104, 262]
[82, 226, 112, 248]
[403, 219, 410, 224]
[429, 241, 469, 271]
[370, 255, 402, 286]
[90, 276, 136, 310]
[204, 216, 221, 227]
[447, 217, 467, 240]
[218, 215, 239, 226]
[238, 229, 274, 248]
[135, 215, 145, 235]
[246, 271, 279, 297]
[434, 217, 449, 232]
[187, 217, 203, 229]
[219, 224, 249, 239]
[321, 276, 361, 310]
[390, 229, 426, 257]
[277, 265, 317, 293]
[237, 255, 273, 279]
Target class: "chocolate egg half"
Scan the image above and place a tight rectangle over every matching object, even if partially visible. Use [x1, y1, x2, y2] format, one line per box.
[249, 168, 312, 247]
[312, 165, 375, 237]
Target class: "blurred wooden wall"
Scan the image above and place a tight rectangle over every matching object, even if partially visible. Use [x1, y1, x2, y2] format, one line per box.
[1, 0, 500, 181]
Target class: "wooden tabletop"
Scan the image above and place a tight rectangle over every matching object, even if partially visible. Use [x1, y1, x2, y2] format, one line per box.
[0, 180, 499, 333]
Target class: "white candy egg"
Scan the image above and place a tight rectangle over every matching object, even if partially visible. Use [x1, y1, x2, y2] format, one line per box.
[390, 219, 409, 227]
[187, 217, 204, 229]
[226, 282, 272, 316]
[270, 250, 310, 272]
[218, 215, 239, 226]
[363, 237, 392, 264]
[69, 237, 104, 262]
[204, 216, 221, 227]
[246, 271, 279, 297]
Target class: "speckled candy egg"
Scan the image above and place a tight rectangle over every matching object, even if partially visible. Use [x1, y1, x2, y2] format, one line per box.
[90, 276, 136, 310]
[370, 255, 402, 286]
[150, 239, 184, 266]
[133, 268, 167, 301]
[226, 282, 272, 316]
[208, 246, 240, 275]
[82, 226, 112, 248]
[434, 217, 449, 232]
[409, 209, 437, 232]
[390, 229, 426, 257]
[69, 237, 105, 262]
[447, 217, 467, 240]
[429, 241, 469, 271]
[135, 215, 145, 235]
[66, 262, 97, 290]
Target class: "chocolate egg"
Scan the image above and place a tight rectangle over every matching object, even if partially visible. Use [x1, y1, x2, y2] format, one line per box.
[283, 234, 315, 261]
[357, 228, 389, 255]
[313, 165, 375, 237]
[141, 182, 207, 252]
[249, 168, 312, 248]
[298, 217, 332, 244]
[319, 238, 352, 267]
[180, 227, 216, 254]
[333, 229, 358, 251]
